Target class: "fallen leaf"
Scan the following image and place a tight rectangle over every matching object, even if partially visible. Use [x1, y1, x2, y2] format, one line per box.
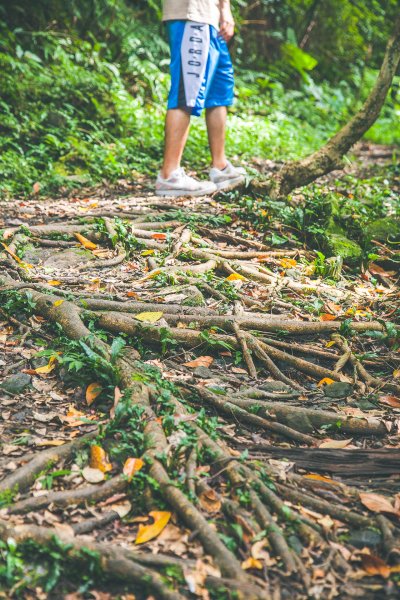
[280, 258, 297, 269]
[123, 457, 144, 480]
[393, 369, 400, 379]
[241, 557, 263, 570]
[151, 233, 166, 240]
[135, 511, 171, 544]
[317, 377, 335, 386]
[53, 299, 64, 307]
[35, 356, 57, 375]
[108, 500, 132, 518]
[135, 311, 163, 323]
[82, 467, 105, 483]
[320, 313, 337, 321]
[361, 553, 391, 578]
[32, 182, 41, 194]
[183, 356, 214, 368]
[74, 233, 97, 250]
[86, 382, 103, 405]
[368, 263, 392, 277]
[326, 341, 336, 348]
[110, 386, 122, 419]
[198, 489, 221, 513]
[379, 395, 400, 408]
[90, 445, 112, 472]
[304, 474, 342, 486]
[319, 438, 353, 449]
[226, 273, 246, 281]
[1, 243, 33, 268]
[359, 492, 399, 516]
[141, 249, 155, 256]
[35, 439, 66, 447]
[47, 280, 61, 286]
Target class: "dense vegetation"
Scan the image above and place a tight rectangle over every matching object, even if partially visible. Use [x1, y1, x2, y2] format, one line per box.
[0, 0, 399, 197]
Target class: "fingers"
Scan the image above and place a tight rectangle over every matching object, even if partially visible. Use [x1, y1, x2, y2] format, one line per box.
[219, 21, 235, 42]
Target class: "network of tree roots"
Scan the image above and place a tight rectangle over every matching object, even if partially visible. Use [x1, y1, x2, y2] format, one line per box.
[0, 184, 399, 600]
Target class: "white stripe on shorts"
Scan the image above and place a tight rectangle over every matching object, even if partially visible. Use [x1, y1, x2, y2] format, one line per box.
[180, 22, 210, 108]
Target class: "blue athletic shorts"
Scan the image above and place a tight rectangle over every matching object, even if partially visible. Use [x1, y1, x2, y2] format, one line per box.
[166, 20, 234, 117]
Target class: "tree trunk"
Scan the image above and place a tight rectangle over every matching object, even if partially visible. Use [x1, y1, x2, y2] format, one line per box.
[259, 15, 400, 199]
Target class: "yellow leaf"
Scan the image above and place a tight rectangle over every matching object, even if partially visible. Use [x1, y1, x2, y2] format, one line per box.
[241, 557, 263, 570]
[280, 258, 297, 269]
[54, 299, 64, 307]
[135, 311, 163, 323]
[226, 273, 246, 281]
[325, 341, 336, 348]
[141, 249, 155, 256]
[317, 377, 335, 387]
[74, 233, 97, 250]
[47, 280, 61, 286]
[135, 511, 171, 544]
[123, 457, 144, 480]
[393, 369, 400, 379]
[35, 355, 57, 375]
[90, 445, 112, 473]
[304, 474, 341, 486]
[36, 439, 66, 447]
[86, 382, 103, 405]
[1, 243, 33, 268]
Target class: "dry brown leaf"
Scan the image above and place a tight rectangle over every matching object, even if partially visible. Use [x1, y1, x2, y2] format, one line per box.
[361, 553, 391, 578]
[198, 489, 221, 513]
[86, 382, 103, 405]
[319, 438, 353, 449]
[183, 356, 214, 368]
[359, 492, 399, 516]
[378, 395, 400, 408]
[135, 511, 171, 544]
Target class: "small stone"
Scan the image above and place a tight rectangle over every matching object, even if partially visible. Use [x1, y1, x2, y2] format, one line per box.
[323, 382, 353, 399]
[193, 366, 213, 379]
[356, 398, 376, 411]
[0, 373, 32, 395]
[348, 529, 382, 549]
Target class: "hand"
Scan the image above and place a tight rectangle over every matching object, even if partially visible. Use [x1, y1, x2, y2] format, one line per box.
[219, 20, 235, 42]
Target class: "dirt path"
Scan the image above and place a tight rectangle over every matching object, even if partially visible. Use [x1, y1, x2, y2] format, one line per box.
[0, 181, 399, 599]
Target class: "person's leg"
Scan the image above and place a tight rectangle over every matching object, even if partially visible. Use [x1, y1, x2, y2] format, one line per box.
[206, 105, 228, 170]
[161, 108, 191, 179]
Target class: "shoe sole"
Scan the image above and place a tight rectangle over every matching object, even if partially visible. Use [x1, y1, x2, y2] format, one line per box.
[215, 175, 245, 192]
[156, 187, 216, 198]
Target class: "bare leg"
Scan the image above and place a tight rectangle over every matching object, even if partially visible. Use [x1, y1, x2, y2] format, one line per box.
[206, 106, 228, 170]
[161, 109, 191, 179]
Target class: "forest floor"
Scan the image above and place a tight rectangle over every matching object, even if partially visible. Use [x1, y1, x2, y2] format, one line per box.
[0, 146, 400, 600]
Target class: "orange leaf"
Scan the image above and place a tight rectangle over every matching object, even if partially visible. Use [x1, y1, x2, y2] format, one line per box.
[241, 557, 263, 570]
[361, 553, 391, 578]
[123, 457, 144, 480]
[320, 313, 336, 321]
[304, 474, 341, 486]
[1, 243, 33, 268]
[74, 233, 97, 250]
[226, 273, 246, 281]
[90, 445, 112, 473]
[151, 233, 167, 240]
[135, 511, 171, 544]
[86, 382, 103, 405]
[32, 182, 41, 194]
[317, 377, 335, 387]
[183, 356, 214, 368]
[359, 492, 399, 516]
[379, 395, 400, 408]
[319, 438, 353, 449]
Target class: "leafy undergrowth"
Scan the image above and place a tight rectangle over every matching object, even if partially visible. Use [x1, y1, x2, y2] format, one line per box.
[0, 164, 399, 599]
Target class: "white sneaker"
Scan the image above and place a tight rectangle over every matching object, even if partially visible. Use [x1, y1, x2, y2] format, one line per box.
[156, 167, 217, 197]
[210, 160, 246, 191]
